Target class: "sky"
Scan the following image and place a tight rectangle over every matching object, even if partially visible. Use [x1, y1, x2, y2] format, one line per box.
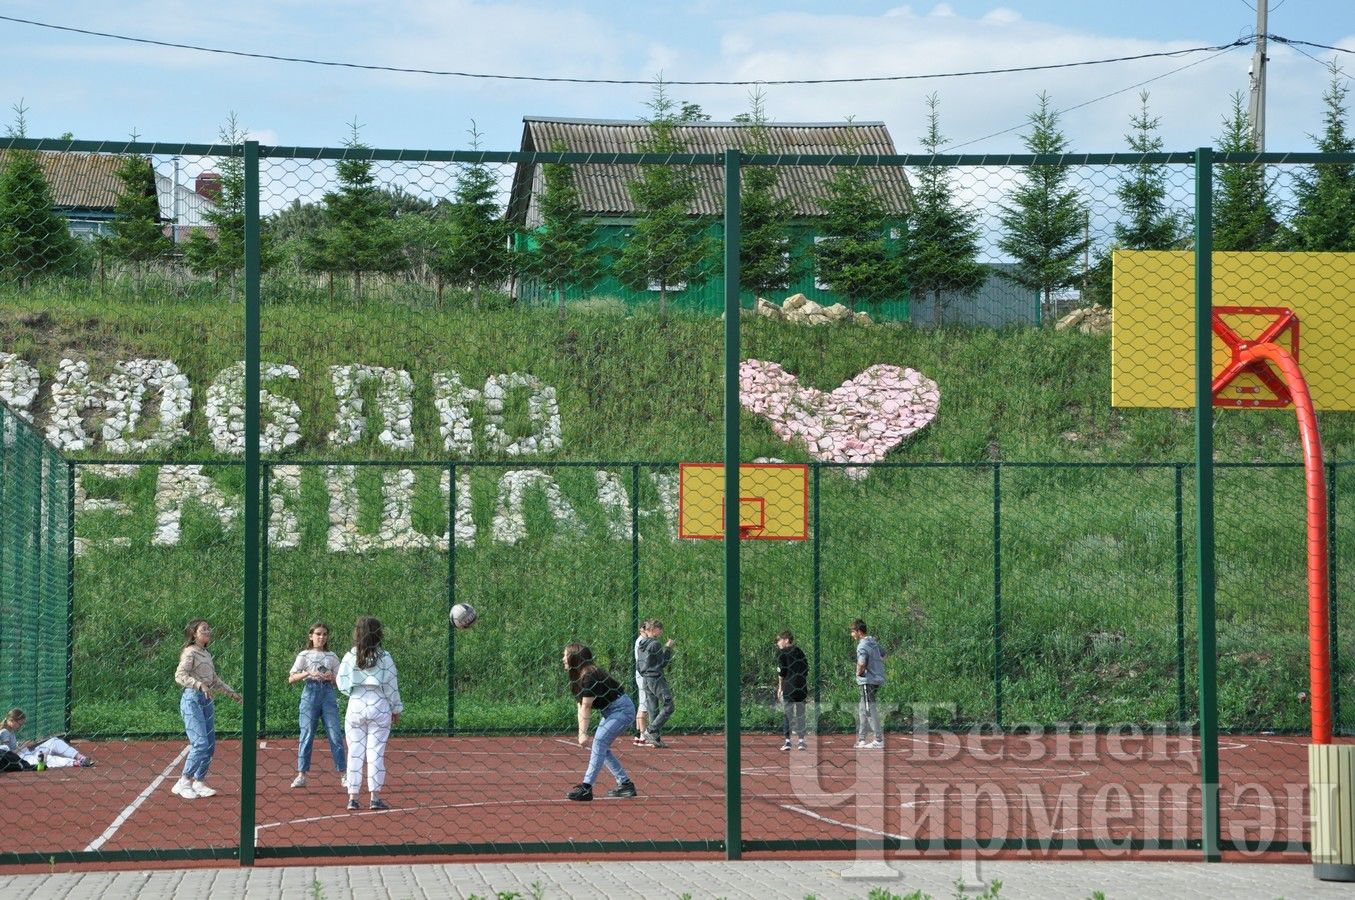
[2, 0, 1352, 155]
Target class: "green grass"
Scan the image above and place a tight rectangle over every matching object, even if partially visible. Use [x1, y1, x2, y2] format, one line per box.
[1, 283, 1352, 737]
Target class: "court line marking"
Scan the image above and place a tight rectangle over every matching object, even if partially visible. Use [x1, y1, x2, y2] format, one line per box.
[84, 746, 188, 852]
[780, 804, 907, 841]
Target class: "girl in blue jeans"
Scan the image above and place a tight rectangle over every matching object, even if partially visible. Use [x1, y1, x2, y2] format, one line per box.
[287, 622, 346, 788]
[563, 642, 638, 801]
[172, 619, 241, 800]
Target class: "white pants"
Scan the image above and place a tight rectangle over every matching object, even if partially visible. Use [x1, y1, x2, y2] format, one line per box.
[345, 690, 391, 795]
[19, 736, 81, 768]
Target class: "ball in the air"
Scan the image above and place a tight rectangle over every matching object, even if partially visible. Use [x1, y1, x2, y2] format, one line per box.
[451, 603, 478, 629]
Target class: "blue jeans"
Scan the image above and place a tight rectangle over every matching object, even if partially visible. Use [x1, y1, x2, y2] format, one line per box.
[584, 694, 635, 786]
[298, 681, 346, 773]
[180, 689, 216, 780]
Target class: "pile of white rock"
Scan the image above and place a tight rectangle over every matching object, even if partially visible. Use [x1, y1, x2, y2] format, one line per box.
[754, 293, 875, 327]
[1055, 304, 1112, 335]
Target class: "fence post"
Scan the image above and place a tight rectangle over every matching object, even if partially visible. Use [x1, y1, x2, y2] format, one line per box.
[993, 463, 1003, 728]
[66, 461, 75, 734]
[447, 462, 457, 735]
[240, 138, 261, 867]
[1330, 463, 1340, 729]
[812, 463, 822, 710]
[258, 463, 270, 738]
[723, 148, 742, 860]
[1193, 146, 1221, 863]
[1175, 463, 1187, 724]
[631, 464, 640, 686]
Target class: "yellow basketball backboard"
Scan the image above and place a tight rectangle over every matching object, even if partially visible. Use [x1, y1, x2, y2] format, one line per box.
[1111, 250, 1355, 410]
[678, 463, 809, 540]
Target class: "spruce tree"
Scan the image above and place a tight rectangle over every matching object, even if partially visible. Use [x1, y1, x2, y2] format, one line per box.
[1115, 91, 1186, 251]
[525, 141, 603, 319]
[616, 77, 715, 317]
[906, 93, 986, 319]
[101, 154, 171, 294]
[1288, 68, 1355, 252]
[1213, 92, 1281, 251]
[0, 100, 83, 286]
[301, 120, 406, 301]
[813, 120, 906, 311]
[737, 89, 796, 300]
[184, 113, 278, 290]
[432, 122, 511, 310]
[997, 93, 1089, 316]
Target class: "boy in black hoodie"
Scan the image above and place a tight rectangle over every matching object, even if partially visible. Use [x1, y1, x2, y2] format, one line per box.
[776, 630, 809, 750]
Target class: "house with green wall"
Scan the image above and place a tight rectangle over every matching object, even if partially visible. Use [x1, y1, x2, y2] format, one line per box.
[506, 117, 914, 320]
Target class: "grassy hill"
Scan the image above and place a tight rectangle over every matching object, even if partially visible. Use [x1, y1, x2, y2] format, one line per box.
[2, 284, 1351, 737]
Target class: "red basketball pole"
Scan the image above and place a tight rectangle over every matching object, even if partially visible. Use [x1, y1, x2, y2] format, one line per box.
[1232, 341, 1332, 744]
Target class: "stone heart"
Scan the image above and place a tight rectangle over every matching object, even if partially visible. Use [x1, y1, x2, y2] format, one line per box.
[739, 360, 940, 477]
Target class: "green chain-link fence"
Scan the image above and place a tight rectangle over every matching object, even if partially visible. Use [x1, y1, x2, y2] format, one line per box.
[0, 135, 1352, 865]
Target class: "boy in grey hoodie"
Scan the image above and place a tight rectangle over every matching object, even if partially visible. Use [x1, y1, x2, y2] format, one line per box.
[634, 619, 676, 748]
[851, 618, 885, 748]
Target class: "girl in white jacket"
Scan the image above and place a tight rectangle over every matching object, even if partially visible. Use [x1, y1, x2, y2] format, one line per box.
[336, 616, 402, 811]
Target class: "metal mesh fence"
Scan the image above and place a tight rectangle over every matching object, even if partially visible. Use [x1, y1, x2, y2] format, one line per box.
[0, 137, 1352, 865]
[0, 404, 70, 743]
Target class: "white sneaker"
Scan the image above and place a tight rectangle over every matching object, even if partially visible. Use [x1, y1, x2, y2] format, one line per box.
[780, 739, 792, 751]
[866, 740, 885, 750]
[171, 777, 199, 799]
[291, 773, 307, 788]
[192, 780, 218, 797]
[854, 740, 867, 748]
[797, 739, 808, 750]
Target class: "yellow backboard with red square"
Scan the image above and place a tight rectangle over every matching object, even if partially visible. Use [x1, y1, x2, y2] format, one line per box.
[1111, 250, 1355, 410]
[678, 463, 809, 540]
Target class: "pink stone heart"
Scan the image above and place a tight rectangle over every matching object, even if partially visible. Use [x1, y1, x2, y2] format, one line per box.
[739, 360, 939, 477]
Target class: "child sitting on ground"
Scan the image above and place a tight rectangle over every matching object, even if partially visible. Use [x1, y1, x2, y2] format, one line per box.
[0, 708, 94, 769]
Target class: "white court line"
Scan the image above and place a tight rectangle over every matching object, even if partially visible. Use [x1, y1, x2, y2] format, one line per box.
[780, 804, 907, 842]
[84, 746, 189, 852]
[257, 790, 808, 833]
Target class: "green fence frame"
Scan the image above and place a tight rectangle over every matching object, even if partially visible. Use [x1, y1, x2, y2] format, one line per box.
[3, 137, 1353, 865]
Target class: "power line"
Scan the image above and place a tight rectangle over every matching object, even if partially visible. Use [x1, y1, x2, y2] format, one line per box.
[949, 43, 1245, 151]
[0, 13, 1253, 87]
[1270, 35, 1355, 55]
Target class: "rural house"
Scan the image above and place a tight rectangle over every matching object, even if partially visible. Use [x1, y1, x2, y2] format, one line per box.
[507, 117, 915, 320]
[0, 150, 220, 241]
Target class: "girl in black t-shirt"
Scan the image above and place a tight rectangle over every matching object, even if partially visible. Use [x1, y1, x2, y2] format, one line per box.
[563, 642, 638, 801]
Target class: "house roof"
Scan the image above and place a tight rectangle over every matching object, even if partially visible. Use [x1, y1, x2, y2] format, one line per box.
[508, 117, 912, 224]
[0, 150, 127, 211]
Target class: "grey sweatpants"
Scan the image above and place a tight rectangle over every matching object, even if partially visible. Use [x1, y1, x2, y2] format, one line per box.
[638, 674, 675, 735]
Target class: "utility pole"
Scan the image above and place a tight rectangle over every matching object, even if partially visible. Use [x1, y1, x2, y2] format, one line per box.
[1247, 0, 1268, 151]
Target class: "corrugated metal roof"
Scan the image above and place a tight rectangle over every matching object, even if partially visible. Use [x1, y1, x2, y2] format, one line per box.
[508, 118, 912, 224]
[0, 150, 128, 211]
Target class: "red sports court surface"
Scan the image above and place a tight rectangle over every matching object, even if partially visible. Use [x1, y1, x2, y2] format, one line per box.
[3, 731, 1338, 864]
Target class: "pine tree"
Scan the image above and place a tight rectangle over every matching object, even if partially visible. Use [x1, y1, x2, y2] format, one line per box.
[301, 120, 406, 301]
[813, 120, 906, 311]
[906, 93, 986, 319]
[525, 141, 603, 320]
[0, 100, 84, 286]
[997, 93, 1089, 316]
[1213, 92, 1281, 252]
[1288, 68, 1355, 252]
[1115, 91, 1186, 251]
[737, 89, 796, 300]
[431, 122, 511, 310]
[101, 154, 171, 294]
[184, 113, 278, 290]
[616, 77, 715, 317]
